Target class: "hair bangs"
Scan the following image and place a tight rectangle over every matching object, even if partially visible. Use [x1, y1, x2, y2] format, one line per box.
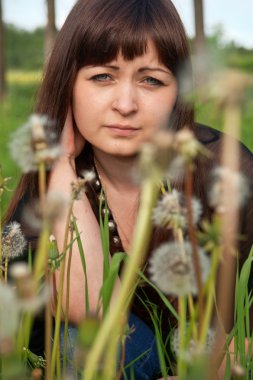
[75, 0, 165, 67]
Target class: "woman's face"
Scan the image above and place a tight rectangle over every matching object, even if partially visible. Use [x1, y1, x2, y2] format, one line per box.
[72, 40, 177, 157]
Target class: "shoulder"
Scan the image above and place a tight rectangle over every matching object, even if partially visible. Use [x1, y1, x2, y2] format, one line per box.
[194, 122, 253, 175]
[194, 123, 253, 267]
[195, 123, 222, 145]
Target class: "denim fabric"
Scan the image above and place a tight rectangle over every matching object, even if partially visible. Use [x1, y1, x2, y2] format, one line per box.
[121, 313, 161, 380]
[60, 323, 78, 372]
[59, 313, 161, 380]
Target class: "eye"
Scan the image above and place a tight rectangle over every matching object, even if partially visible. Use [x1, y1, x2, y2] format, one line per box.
[90, 73, 112, 82]
[143, 77, 164, 86]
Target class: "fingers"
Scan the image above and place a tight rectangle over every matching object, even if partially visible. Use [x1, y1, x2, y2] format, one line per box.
[61, 107, 75, 155]
[74, 125, 86, 157]
[61, 107, 85, 159]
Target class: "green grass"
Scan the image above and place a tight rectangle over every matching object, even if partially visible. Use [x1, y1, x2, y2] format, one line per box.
[0, 70, 42, 213]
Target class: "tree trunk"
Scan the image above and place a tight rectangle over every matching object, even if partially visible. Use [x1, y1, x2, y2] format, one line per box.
[44, 0, 57, 63]
[0, 0, 6, 100]
[193, 0, 205, 56]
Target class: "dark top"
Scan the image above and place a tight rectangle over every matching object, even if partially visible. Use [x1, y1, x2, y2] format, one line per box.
[10, 123, 253, 357]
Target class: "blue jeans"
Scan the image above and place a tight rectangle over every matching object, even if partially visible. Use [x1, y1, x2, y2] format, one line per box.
[60, 313, 161, 379]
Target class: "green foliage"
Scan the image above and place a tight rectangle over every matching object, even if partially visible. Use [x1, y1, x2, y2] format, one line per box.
[0, 72, 40, 213]
[5, 24, 44, 70]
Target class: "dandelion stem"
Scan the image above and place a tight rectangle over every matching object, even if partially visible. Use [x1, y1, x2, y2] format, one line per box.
[187, 294, 198, 339]
[178, 296, 187, 379]
[200, 245, 221, 345]
[38, 162, 46, 206]
[83, 177, 159, 380]
[175, 228, 187, 260]
[51, 199, 74, 378]
[116, 335, 126, 380]
[16, 312, 32, 353]
[4, 258, 8, 282]
[102, 321, 121, 379]
[45, 266, 52, 380]
[62, 225, 74, 376]
[0, 190, 2, 281]
[209, 99, 241, 380]
[185, 168, 204, 330]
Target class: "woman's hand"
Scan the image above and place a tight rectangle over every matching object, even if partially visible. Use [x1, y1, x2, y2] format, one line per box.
[49, 106, 85, 190]
[60, 106, 85, 162]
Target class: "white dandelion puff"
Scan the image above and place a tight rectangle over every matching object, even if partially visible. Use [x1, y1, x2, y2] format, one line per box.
[0, 283, 20, 340]
[208, 166, 250, 213]
[2, 222, 26, 260]
[149, 241, 210, 296]
[9, 113, 63, 173]
[71, 172, 96, 200]
[10, 262, 50, 314]
[17, 285, 50, 314]
[172, 325, 216, 361]
[23, 192, 68, 231]
[81, 170, 96, 183]
[174, 128, 211, 166]
[231, 364, 246, 379]
[152, 189, 202, 230]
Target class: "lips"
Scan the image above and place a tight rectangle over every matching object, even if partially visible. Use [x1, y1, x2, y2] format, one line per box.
[105, 124, 140, 136]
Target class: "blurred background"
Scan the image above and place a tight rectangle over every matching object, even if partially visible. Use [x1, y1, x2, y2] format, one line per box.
[0, 0, 253, 211]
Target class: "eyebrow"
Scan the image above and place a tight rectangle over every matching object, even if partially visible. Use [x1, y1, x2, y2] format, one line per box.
[89, 64, 172, 75]
[139, 67, 172, 75]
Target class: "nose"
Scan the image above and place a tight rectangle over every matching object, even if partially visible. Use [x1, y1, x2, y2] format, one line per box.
[112, 83, 138, 116]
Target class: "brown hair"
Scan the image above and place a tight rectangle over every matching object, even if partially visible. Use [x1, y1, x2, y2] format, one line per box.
[6, 0, 194, 221]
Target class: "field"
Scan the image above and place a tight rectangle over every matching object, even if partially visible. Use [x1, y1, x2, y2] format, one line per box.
[1, 69, 253, 213]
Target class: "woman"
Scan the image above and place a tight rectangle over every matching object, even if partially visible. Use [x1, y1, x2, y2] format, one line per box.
[6, 0, 253, 378]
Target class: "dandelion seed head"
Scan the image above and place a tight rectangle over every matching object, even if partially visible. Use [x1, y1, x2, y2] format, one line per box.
[71, 178, 88, 200]
[23, 192, 68, 231]
[0, 283, 19, 339]
[208, 166, 250, 213]
[46, 192, 68, 221]
[35, 145, 63, 166]
[9, 113, 62, 173]
[31, 368, 44, 380]
[16, 285, 50, 314]
[174, 129, 206, 165]
[149, 241, 210, 296]
[209, 69, 253, 106]
[152, 190, 202, 230]
[231, 364, 246, 379]
[165, 156, 185, 182]
[0, 337, 15, 356]
[80, 170, 96, 183]
[10, 262, 36, 300]
[172, 326, 216, 361]
[0, 166, 12, 195]
[9, 261, 30, 279]
[2, 222, 26, 260]
[136, 131, 177, 182]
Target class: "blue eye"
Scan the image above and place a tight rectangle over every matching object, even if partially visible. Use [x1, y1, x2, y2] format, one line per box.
[144, 77, 164, 86]
[91, 73, 111, 81]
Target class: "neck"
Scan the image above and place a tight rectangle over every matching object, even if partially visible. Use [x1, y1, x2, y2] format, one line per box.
[93, 148, 139, 193]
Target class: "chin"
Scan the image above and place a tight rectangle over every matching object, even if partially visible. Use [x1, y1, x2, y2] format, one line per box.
[108, 146, 140, 158]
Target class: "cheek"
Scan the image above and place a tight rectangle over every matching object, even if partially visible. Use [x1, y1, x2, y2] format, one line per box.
[72, 88, 95, 133]
[148, 100, 176, 130]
